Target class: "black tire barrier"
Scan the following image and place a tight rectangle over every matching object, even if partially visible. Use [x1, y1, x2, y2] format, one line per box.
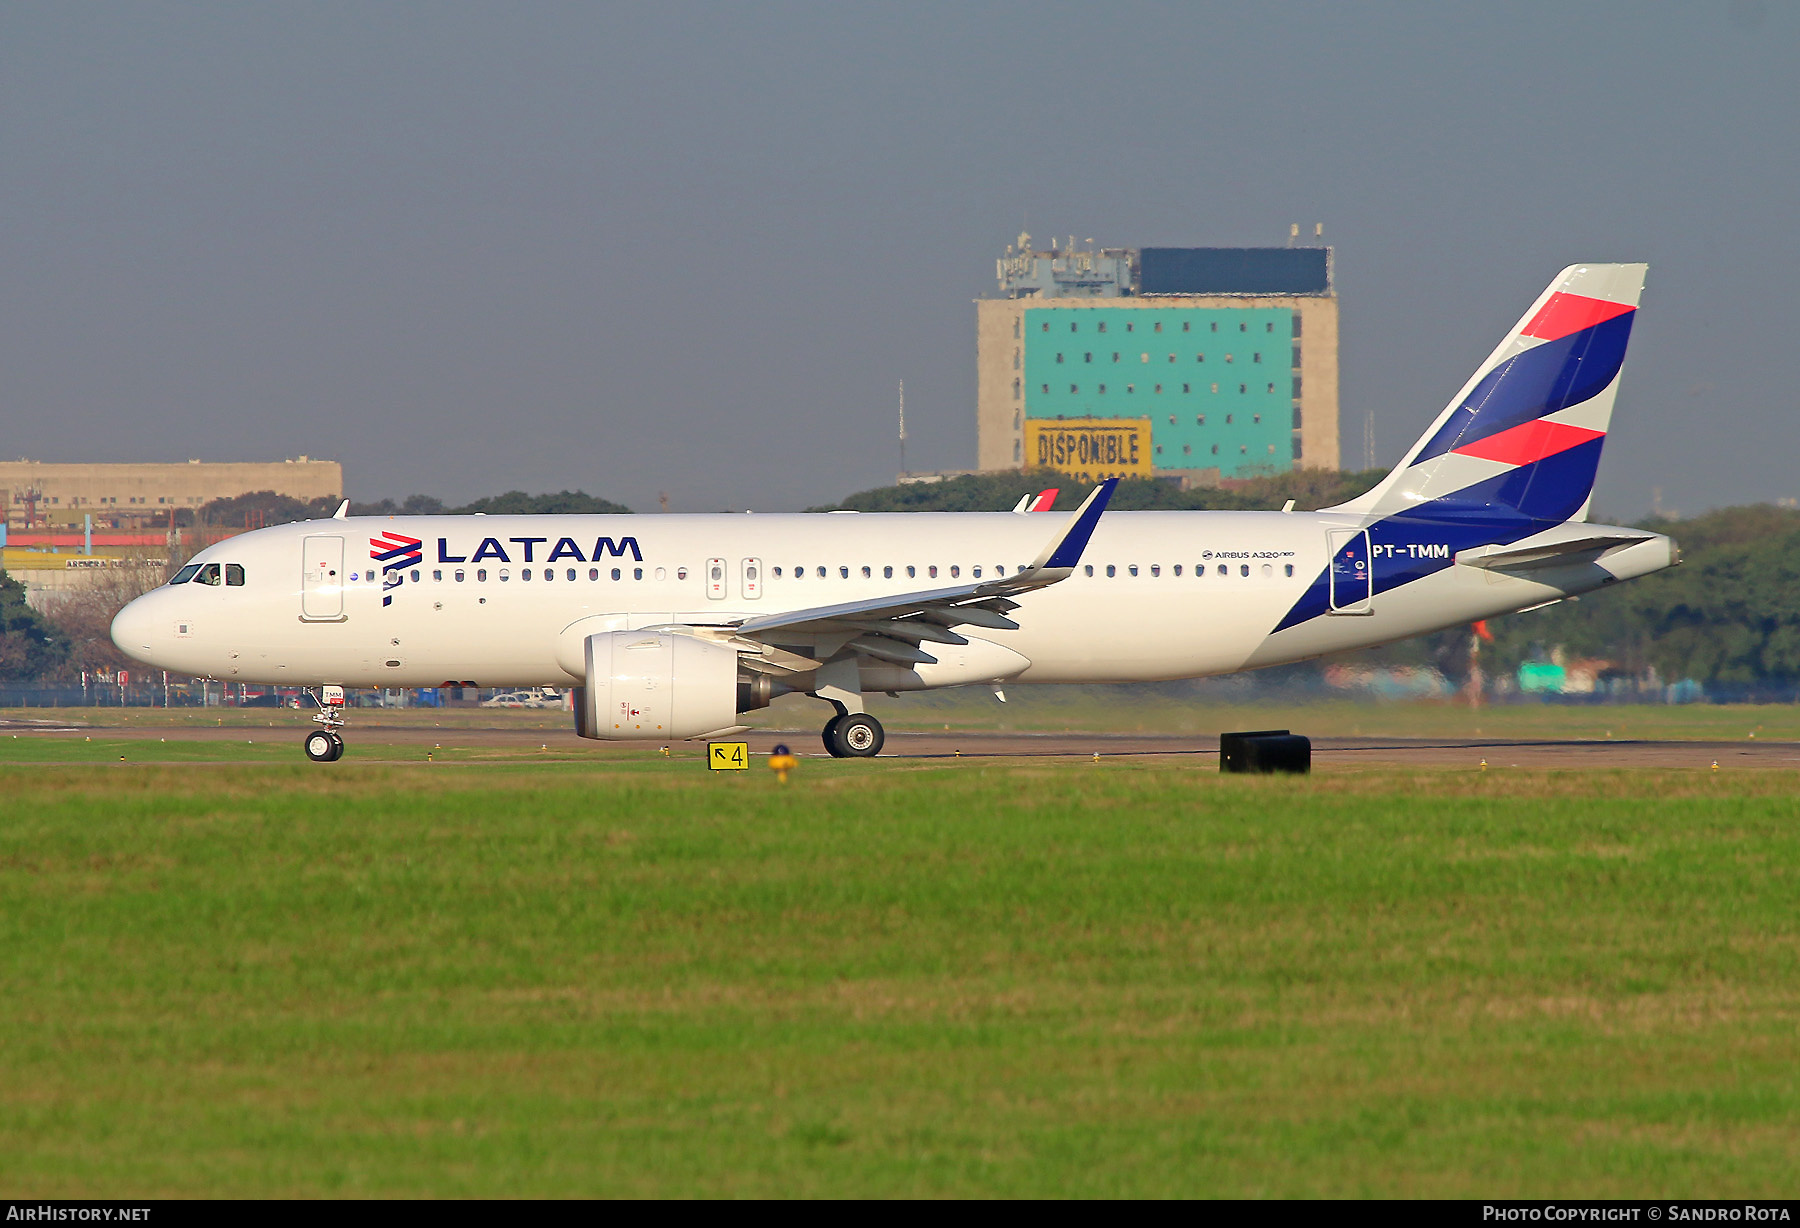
[1219, 729, 1312, 774]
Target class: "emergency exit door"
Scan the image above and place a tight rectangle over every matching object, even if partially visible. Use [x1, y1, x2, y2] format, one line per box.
[301, 535, 346, 620]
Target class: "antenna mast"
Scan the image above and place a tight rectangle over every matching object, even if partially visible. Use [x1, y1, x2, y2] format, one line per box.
[898, 379, 908, 477]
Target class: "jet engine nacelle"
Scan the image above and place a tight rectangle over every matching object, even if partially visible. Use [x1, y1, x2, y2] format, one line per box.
[577, 631, 740, 740]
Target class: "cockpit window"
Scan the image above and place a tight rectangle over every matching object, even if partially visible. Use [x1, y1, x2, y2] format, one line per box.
[225, 564, 245, 587]
[195, 563, 222, 586]
[170, 564, 202, 585]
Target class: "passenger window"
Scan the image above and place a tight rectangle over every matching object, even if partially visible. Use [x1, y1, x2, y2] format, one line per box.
[840, 566, 849, 579]
[1129, 565, 1139, 577]
[634, 568, 644, 580]
[410, 569, 420, 583]
[816, 566, 826, 578]
[499, 569, 511, 582]
[225, 564, 245, 586]
[861, 566, 871, 579]
[1106, 565, 1115, 577]
[433, 570, 442, 581]
[655, 568, 666, 581]
[196, 563, 222, 586]
[794, 566, 804, 578]
[611, 568, 621, 581]
[995, 564, 1005, 576]
[906, 566, 916, 578]
[928, 566, 938, 579]
[1284, 564, 1294, 577]
[521, 568, 531, 580]
[1085, 565, 1094, 576]
[477, 569, 487, 582]
[1150, 565, 1160, 577]
[1262, 564, 1273, 578]
[883, 566, 893, 579]
[170, 563, 201, 585]
[455, 570, 465, 582]
[544, 568, 554, 581]
[1240, 565, 1250, 577]
[1217, 565, 1227, 576]
[950, 565, 960, 578]
[1173, 565, 1182, 576]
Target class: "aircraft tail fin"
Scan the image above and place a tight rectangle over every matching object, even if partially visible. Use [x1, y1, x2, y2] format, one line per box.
[1330, 263, 1646, 525]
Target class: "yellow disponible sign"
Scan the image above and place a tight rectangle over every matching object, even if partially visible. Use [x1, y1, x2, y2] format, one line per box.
[708, 742, 750, 771]
[1025, 418, 1152, 483]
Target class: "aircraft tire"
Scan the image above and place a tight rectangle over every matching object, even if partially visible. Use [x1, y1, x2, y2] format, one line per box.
[821, 713, 844, 756]
[328, 733, 345, 761]
[827, 713, 884, 759]
[304, 730, 337, 762]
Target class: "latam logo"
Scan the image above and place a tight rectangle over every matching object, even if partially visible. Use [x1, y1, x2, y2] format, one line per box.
[370, 532, 423, 607]
[435, 536, 643, 564]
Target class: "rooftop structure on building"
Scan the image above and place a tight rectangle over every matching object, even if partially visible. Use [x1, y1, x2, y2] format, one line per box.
[0, 456, 343, 531]
[977, 230, 1339, 484]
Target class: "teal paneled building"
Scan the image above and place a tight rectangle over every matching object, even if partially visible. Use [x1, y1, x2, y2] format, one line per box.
[976, 237, 1338, 483]
[1020, 304, 1298, 476]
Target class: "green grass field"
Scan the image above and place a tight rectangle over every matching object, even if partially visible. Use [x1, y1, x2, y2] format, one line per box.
[1, 736, 1797, 1196]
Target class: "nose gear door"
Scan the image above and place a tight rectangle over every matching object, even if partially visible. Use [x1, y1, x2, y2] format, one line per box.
[301, 535, 347, 621]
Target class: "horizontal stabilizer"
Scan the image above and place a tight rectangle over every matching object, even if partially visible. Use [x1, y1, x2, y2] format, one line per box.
[1456, 530, 1659, 570]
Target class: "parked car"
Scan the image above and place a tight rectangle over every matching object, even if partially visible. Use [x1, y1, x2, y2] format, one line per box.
[480, 689, 564, 709]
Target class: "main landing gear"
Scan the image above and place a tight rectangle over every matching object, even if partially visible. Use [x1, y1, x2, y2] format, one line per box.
[301, 687, 347, 762]
[813, 660, 883, 758]
[821, 711, 884, 758]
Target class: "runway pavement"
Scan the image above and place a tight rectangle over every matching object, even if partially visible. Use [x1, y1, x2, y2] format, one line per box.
[9, 715, 1795, 769]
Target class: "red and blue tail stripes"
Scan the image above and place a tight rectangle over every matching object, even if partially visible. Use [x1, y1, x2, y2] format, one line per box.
[1413, 295, 1635, 467]
[1276, 267, 1646, 636]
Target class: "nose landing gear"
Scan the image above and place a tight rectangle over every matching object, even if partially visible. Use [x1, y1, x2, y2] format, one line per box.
[301, 686, 347, 762]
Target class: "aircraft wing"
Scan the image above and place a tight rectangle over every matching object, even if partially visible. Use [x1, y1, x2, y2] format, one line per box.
[723, 479, 1117, 670]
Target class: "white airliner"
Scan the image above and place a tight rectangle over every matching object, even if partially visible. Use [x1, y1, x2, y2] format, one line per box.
[114, 264, 1676, 761]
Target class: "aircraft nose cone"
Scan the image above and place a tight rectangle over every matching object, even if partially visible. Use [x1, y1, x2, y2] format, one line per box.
[111, 594, 159, 660]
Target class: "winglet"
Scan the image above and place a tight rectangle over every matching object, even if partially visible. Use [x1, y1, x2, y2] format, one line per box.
[1031, 478, 1119, 571]
[332, 499, 350, 520]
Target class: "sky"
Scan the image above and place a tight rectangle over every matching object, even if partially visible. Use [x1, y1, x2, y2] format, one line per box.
[1, 2, 1795, 518]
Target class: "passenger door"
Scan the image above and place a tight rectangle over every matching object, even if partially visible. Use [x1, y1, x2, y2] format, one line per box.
[301, 535, 347, 621]
[1326, 529, 1373, 615]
